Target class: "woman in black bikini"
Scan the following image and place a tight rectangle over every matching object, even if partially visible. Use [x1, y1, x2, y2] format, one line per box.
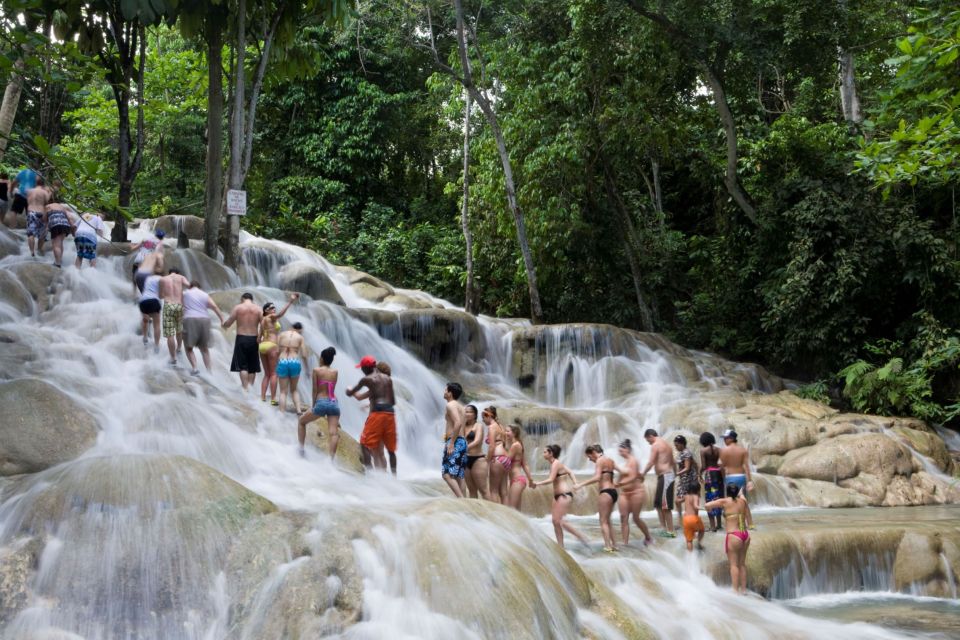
[532, 444, 589, 549]
[576, 444, 619, 552]
[463, 405, 490, 500]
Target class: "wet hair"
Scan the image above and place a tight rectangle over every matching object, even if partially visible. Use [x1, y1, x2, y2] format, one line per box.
[465, 404, 478, 416]
[292, 322, 303, 330]
[585, 444, 603, 455]
[484, 406, 498, 419]
[320, 346, 336, 366]
[189, 280, 200, 289]
[687, 481, 702, 494]
[546, 444, 561, 459]
[644, 429, 658, 438]
[726, 483, 741, 500]
[619, 438, 632, 451]
[700, 432, 716, 447]
[674, 435, 687, 447]
[168, 268, 181, 275]
[446, 382, 463, 400]
[241, 292, 254, 301]
[376, 361, 391, 376]
[36, 175, 45, 186]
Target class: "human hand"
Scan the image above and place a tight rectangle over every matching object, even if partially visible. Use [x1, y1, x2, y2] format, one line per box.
[747, 481, 754, 492]
[446, 443, 454, 455]
[346, 387, 354, 397]
[290, 292, 300, 302]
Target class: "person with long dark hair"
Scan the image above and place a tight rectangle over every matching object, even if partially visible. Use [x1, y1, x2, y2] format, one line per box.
[532, 444, 588, 549]
[258, 294, 298, 405]
[705, 483, 751, 593]
[463, 405, 490, 500]
[575, 444, 619, 552]
[297, 346, 341, 458]
[699, 432, 725, 531]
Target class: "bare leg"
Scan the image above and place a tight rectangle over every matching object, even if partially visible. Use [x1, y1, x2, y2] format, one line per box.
[259, 351, 270, 401]
[167, 330, 178, 363]
[240, 371, 255, 391]
[488, 461, 504, 504]
[52, 235, 64, 266]
[297, 411, 317, 450]
[185, 347, 199, 372]
[465, 462, 478, 498]
[443, 475, 464, 498]
[619, 495, 631, 545]
[277, 377, 289, 412]
[266, 349, 280, 401]
[140, 314, 148, 344]
[387, 449, 396, 475]
[554, 496, 587, 547]
[507, 480, 525, 511]
[151, 313, 162, 350]
[471, 458, 490, 500]
[371, 446, 387, 470]
[75, 254, 82, 269]
[739, 537, 750, 593]
[28, 234, 36, 256]
[200, 346, 212, 371]
[727, 540, 741, 593]
[599, 494, 616, 550]
[360, 445, 373, 469]
[632, 493, 652, 543]
[290, 375, 301, 413]
[662, 508, 675, 534]
[327, 415, 340, 458]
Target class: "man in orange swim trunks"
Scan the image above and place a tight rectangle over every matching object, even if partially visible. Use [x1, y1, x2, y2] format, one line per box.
[346, 355, 397, 475]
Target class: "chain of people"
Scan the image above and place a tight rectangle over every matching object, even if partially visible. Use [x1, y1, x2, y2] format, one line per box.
[1, 166, 755, 593]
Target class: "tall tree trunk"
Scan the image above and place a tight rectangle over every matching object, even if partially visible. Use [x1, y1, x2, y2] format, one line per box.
[204, 15, 225, 259]
[838, 49, 861, 129]
[461, 88, 475, 314]
[453, 0, 543, 323]
[0, 58, 25, 162]
[225, 0, 246, 270]
[112, 91, 132, 242]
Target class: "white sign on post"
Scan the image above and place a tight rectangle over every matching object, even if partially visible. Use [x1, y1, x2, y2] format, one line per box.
[226, 189, 247, 216]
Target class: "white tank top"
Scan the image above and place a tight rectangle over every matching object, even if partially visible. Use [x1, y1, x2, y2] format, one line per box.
[139, 275, 161, 302]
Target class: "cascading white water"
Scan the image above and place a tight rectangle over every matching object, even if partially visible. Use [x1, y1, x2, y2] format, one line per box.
[0, 224, 957, 639]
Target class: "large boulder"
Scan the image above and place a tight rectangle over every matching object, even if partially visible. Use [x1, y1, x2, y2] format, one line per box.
[277, 262, 344, 305]
[396, 309, 485, 367]
[0, 225, 19, 259]
[0, 378, 98, 475]
[152, 215, 205, 240]
[6, 262, 61, 312]
[336, 265, 394, 302]
[163, 248, 238, 291]
[0, 269, 33, 315]
[307, 425, 365, 474]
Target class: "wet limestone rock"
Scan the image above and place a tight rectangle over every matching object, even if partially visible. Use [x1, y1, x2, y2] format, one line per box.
[0, 269, 33, 315]
[0, 537, 42, 625]
[163, 248, 237, 291]
[307, 426, 365, 474]
[396, 308, 485, 367]
[152, 214, 205, 240]
[6, 262, 61, 312]
[0, 226, 19, 259]
[0, 378, 99, 475]
[277, 262, 344, 305]
[779, 433, 914, 485]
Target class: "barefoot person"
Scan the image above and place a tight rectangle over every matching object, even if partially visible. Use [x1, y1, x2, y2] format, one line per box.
[614, 439, 652, 546]
[134, 237, 165, 294]
[441, 382, 468, 498]
[297, 347, 341, 457]
[463, 405, 489, 500]
[74, 211, 107, 269]
[641, 429, 677, 538]
[258, 294, 299, 405]
[44, 198, 75, 268]
[700, 432, 725, 532]
[674, 435, 697, 528]
[682, 480, 706, 552]
[276, 322, 307, 414]
[138, 266, 163, 353]
[223, 293, 263, 391]
[159, 268, 190, 365]
[347, 355, 397, 474]
[131, 230, 165, 294]
[705, 483, 751, 593]
[24, 175, 50, 257]
[720, 429, 754, 529]
[182, 281, 223, 374]
[576, 444, 619, 552]
[504, 422, 533, 511]
[532, 444, 589, 549]
[483, 406, 509, 504]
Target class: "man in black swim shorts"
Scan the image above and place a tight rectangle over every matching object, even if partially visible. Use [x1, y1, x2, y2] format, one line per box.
[222, 292, 263, 391]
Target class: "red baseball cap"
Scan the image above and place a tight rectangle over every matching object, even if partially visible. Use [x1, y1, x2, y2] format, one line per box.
[356, 355, 377, 368]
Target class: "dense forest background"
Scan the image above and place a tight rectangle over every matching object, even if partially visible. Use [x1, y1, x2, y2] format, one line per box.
[1, 0, 958, 420]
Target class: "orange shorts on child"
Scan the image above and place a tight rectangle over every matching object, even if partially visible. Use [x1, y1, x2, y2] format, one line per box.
[682, 514, 704, 542]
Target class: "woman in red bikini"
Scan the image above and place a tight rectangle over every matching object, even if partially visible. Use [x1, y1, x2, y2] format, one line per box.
[705, 483, 751, 593]
[483, 407, 509, 504]
[504, 422, 533, 511]
[575, 444, 619, 552]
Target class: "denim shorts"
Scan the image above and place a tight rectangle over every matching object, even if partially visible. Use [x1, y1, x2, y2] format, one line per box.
[313, 398, 340, 417]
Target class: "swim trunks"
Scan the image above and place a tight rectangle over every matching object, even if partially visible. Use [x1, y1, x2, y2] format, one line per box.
[182, 317, 211, 349]
[75, 235, 96, 261]
[230, 334, 261, 373]
[26, 210, 45, 237]
[138, 298, 161, 315]
[276, 358, 302, 378]
[682, 514, 705, 543]
[47, 210, 71, 238]
[654, 472, 675, 511]
[726, 473, 748, 497]
[312, 398, 340, 417]
[704, 467, 725, 518]
[360, 411, 397, 453]
[162, 302, 183, 338]
[441, 436, 468, 479]
[11, 193, 27, 214]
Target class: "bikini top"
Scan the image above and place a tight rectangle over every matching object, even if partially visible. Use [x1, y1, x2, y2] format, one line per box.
[466, 430, 476, 442]
[557, 471, 568, 477]
[316, 378, 336, 400]
[724, 510, 747, 532]
[601, 469, 614, 477]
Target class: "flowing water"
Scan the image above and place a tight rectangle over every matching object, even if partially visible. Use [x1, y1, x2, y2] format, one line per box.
[0, 224, 956, 639]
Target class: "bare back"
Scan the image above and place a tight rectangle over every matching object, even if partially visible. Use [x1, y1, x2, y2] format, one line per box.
[361, 371, 395, 408]
[277, 330, 303, 358]
[445, 400, 465, 440]
[313, 366, 337, 399]
[26, 186, 50, 211]
[159, 274, 189, 304]
[720, 444, 749, 475]
[650, 438, 675, 475]
[230, 301, 263, 336]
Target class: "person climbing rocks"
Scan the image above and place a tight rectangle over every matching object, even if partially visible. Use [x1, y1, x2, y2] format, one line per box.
[74, 210, 107, 269]
[346, 355, 397, 474]
[642, 429, 677, 537]
[298, 346, 341, 458]
[614, 439, 653, 546]
[531, 444, 589, 549]
[258, 293, 299, 405]
[44, 196, 76, 268]
[222, 292, 263, 392]
[182, 280, 224, 374]
[441, 381, 468, 498]
[25, 175, 50, 258]
[131, 230, 165, 295]
[674, 435, 697, 529]
[138, 265, 163, 353]
[275, 322, 307, 414]
[681, 480, 705, 552]
[10, 166, 37, 228]
[700, 432, 725, 532]
[720, 429, 755, 529]
[159, 268, 190, 365]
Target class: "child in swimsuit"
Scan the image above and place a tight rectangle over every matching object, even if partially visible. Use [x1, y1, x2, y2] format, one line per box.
[681, 481, 705, 552]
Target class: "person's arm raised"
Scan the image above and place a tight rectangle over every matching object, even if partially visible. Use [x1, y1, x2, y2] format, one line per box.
[274, 293, 300, 319]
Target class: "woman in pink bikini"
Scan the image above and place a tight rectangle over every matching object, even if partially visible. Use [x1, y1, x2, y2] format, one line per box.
[483, 407, 510, 504]
[705, 483, 751, 593]
[297, 346, 341, 458]
[504, 422, 533, 511]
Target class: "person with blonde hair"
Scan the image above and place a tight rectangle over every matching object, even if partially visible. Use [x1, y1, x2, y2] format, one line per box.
[483, 407, 509, 504]
[504, 421, 533, 510]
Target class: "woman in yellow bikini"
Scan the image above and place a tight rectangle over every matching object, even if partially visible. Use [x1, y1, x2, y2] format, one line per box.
[258, 293, 299, 405]
[705, 483, 751, 593]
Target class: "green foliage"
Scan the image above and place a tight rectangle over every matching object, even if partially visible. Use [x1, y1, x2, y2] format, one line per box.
[793, 380, 830, 405]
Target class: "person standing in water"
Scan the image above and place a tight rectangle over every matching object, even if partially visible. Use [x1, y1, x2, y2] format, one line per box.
[641, 429, 677, 538]
[700, 432, 725, 532]
[159, 268, 190, 365]
[504, 422, 533, 510]
[24, 175, 50, 257]
[576, 444, 619, 552]
[297, 346, 341, 458]
[258, 294, 299, 405]
[484, 406, 510, 504]
[614, 439, 653, 546]
[43, 197, 75, 268]
[276, 322, 307, 414]
[347, 355, 397, 474]
[674, 435, 697, 528]
[720, 429, 754, 529]
[682, 480, 706, 552]
[138, 266, 163, 353]
[705, 483, 751, 593]
[223, 293, 263, 392]
[131, 230, 165, 294]
[441, 382, 468, 498]
[181, 280, 223, 374]
[532, 444, 589, 549]
[74, 211, 107, 269]
[463, 405, 489, 500]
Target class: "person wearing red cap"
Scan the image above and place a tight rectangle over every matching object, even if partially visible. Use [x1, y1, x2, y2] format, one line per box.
[346, 355, 397, 474]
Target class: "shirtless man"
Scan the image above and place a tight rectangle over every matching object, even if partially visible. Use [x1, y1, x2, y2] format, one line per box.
[25, 176, 51, 257]
[641, 428, 678, 537]
[441, 382, 467, 498]
[159, 268, 190, 365]
[720, 429, 754, 528]
[135, 240, 165, 294]
[275, 322, 308, 414]
[222, 292, 263, 391]
[346, 355, 397, 474]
